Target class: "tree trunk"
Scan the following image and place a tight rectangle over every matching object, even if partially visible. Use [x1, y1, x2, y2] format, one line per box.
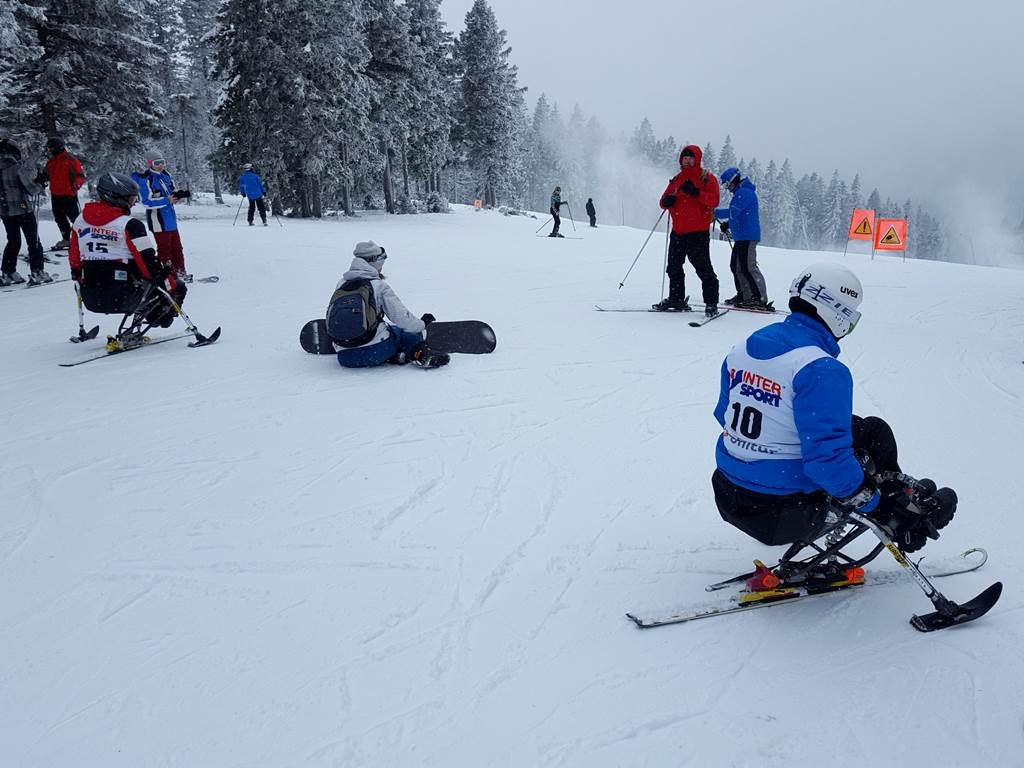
[382, 142, 395, 214]
[311, 174, 323, 218]
[212, 173, 223, 205]
[401, 137, 410, 197]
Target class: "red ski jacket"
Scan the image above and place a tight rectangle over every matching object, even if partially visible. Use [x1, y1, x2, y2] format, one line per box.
[46, 150, 86, 196]
[659, 144, 720, 234]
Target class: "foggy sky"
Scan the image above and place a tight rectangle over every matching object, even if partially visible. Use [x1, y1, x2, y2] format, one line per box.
[442, 0, 1024, 222]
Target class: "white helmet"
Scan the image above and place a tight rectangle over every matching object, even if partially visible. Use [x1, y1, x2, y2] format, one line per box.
[789, 262, 863, 338]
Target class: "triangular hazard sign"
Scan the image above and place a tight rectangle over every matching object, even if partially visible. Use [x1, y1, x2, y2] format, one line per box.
[853, 217, 872, 236]
[880, 226, 901, 245]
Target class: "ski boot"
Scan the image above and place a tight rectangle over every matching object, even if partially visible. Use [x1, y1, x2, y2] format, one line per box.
[704, 304, 719, 318]
[738, 299, 774, 312]
[723, 294, 741, 306]
[106, 332, 148, 353]
[411, 345, 450, 369]
[651, 297, 691, 312]
[2, 270, 26, 285]
[177, 270, 193, 284]
[52, 238, 70, 250]
[28, 270, 53, 285]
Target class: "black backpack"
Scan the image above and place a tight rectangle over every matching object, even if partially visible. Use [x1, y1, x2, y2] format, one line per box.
[325, 278, 381, 347]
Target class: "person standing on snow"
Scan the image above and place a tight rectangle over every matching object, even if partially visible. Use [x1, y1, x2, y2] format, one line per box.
[42, 136, 86, 250]
[0, 138, 50, 286]
[586, 198, 597, 227]
[326, 241, 448, 369]
[132, 151, 192, 282]
[239, 163, 268, 226]
[716, 167, 768, 310]
[549, 186, 566, 238]
[711, 262, 957, 583]
[656, 145, 721, 316]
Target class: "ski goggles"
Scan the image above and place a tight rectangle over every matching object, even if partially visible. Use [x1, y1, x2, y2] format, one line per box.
[148, 158, 166, 168]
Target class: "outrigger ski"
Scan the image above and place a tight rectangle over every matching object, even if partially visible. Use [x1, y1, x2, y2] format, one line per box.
[628, 491, 1003, 632]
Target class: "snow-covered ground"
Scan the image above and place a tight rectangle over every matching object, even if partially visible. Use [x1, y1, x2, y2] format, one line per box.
[2, 200, 1023, 766]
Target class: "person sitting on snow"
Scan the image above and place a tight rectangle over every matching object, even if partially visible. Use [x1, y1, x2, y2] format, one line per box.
[69, 172, 187, 332]
[711, 262, 957, 584]
[326, 241, 448, 369]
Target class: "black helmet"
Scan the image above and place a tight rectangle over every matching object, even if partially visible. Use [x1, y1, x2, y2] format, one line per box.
[46, 136, 65, 153]
[96, 172, 140, 209]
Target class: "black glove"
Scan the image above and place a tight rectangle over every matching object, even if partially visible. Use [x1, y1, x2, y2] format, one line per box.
[660, 194, 676, 208]
[835, 480, 880, 516]
[34, 169, 48, 185]
[420, 313, 436, 326]
[719, 220, 730, 235]
[171, 189, 192, 200]
[681, 179, 700, 197]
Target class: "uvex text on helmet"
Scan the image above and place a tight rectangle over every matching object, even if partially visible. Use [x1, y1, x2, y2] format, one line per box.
[789, 262, 863, 338]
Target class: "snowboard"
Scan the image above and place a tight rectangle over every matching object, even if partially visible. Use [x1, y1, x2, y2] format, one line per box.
[300, 319, 496, 355]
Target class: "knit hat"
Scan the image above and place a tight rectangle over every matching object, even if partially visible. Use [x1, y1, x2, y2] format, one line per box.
[680, 147, 696, 159]
[353, 241, 385, 262]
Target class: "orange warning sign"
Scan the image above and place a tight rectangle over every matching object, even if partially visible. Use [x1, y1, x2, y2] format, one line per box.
[874, 218, 907, 251]
[848, 209, 875, 241]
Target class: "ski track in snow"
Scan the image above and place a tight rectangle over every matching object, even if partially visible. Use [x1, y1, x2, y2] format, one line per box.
[2, 202, 1024, 766]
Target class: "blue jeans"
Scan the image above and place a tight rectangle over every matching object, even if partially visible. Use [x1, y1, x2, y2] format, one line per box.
[336, 326, 424, 368]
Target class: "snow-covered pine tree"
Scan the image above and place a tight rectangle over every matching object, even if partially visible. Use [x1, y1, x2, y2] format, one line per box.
[820, 170, 845, 249]
[866, 187, 882, 213]
[718, 134, 737, 172]
[746, 157, 761, 184]
[629, 118, 657, 163]
[846, 173, 862, 216]
[760, 159, 779, 243]
[405, 0, 455, 199]
[452, 0, 523, 207]
[561, 104, 587, 211]
[1, 0, 168, 172]
[581, 115, 604, 203]
[0, 0, 42, 115]
[173, 0, 226, 197]
[526, 94, 559, 211]
[702, 142, 717, 175]
[774, 159, 799, 247]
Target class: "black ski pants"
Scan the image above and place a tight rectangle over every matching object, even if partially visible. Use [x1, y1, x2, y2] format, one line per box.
[713, 415, 900, 546]
[667, 230, 718, 306]
[550, 206, 560, 234]
[730, 240, 767, 303]
[2, 213, 44, 273]
[51, 194, 80, 240]
[247, 196, 267, 224]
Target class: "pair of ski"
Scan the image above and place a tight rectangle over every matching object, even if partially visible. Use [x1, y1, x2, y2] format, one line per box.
[3, 275, 218, 295]
[60, 326, 221, 367]
[594, 303, 731, 327]
[628, 542, 1001, 632]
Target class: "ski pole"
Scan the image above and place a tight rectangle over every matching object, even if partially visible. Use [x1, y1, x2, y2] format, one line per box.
[155, 285, 221, 345]
[269, 198, 283, 227]
[715, 219, 733, 247]
[71, 282, 99, 342]
[566, 203, 577, 232]
[535, 216, 553, 234]
[618, 209, 666, 289]
[660, 213, 670, 300]
[232, 196, 244, 226]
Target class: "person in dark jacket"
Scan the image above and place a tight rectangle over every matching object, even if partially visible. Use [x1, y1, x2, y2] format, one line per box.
[0, 138, 50, 285]
[549, 186, 566, 237]
[239, 163, 267, 226]
[657, 145, 721, 316]
[716, 167, 768, 309]
[42, 136, 86, 250]
[585, 198, 597, 227]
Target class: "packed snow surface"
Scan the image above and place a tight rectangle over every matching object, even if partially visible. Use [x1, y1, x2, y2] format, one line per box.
[2, 201, 1022, 766]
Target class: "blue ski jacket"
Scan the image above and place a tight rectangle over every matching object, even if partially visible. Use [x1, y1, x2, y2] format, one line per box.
[239, 170, 265, 199]
[132, 169, 178, 231]
[713, 312, 864, 498]
[714, 178, 760, 242]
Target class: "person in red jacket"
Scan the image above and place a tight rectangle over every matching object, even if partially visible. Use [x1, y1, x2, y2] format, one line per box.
[656, 145, 721, 317]
[43, 136, 86, 250]
[69, 172, 186, 336]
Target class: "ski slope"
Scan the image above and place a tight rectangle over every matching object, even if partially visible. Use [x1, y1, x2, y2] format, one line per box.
[2, 200, 1022, 767]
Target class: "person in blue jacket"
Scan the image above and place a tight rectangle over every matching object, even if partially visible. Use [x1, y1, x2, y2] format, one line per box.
[132, 151, 191, 281]
[239, 163, 267, 226]
[715, 167, 768, 309]
[712, 263, 957, 574]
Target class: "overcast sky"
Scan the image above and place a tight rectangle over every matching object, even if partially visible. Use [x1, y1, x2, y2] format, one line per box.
[442, 0, 1024, 221]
